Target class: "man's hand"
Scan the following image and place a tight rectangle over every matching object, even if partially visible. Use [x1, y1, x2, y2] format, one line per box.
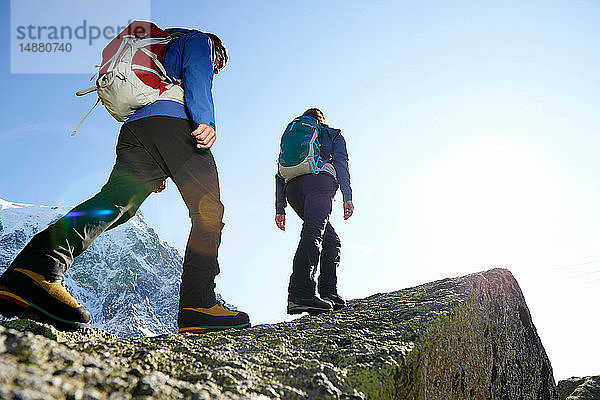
[191, 124, 216, 149]
[343, 200, 354, 220]
[153, 180, 167, 193]
[275, 214, 286, 231]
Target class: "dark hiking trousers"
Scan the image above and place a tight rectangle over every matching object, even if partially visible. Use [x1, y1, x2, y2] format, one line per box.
[9, 116, 223, 308]
[286, 173, 341, 298]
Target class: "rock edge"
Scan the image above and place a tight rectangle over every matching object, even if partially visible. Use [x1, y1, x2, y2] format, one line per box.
[0, 268, 558, 399]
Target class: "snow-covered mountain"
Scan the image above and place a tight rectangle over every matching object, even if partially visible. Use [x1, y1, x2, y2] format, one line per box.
[0, 198, 230, 338]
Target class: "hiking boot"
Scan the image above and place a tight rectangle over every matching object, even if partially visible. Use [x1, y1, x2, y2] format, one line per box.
[320, 292, 346, 311]
[0, 267, 91, 331]
[287, 294, 333, 316]
[178, 303, 251, 334]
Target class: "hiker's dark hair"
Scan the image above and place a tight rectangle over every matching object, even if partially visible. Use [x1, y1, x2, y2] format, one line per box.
[204, 32, 228, 73]
[302, 108, 327, 124]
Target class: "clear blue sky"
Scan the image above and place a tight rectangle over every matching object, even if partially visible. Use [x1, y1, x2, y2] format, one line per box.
[2, 0, 599, 380]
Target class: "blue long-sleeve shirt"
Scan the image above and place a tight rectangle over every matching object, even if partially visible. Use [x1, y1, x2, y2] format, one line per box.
[126, 29, 215, 129]
[275, 124, 352, 214]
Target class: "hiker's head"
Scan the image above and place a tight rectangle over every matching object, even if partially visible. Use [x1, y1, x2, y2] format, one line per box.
[204, 32, 228, 74]
[302, 108, 327, 124]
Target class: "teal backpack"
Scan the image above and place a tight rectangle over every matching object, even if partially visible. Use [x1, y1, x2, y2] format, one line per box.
[277, 116, 335, 182]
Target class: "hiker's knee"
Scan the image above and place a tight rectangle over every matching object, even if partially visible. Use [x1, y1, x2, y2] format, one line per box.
[190, 193, 224, 233]
[91, 187, 145, 226]
[300, 221, 326, 245]
[323, 232, 341, 249]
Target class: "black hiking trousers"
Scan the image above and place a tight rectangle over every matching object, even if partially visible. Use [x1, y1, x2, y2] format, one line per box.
[9, 116, 223, 309]
[286, 173, 341, 298]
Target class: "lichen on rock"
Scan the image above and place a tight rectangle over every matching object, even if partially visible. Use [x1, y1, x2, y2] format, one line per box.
[0, 268, 559, 399]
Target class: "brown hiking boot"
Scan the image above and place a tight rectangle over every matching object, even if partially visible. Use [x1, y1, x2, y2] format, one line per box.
[0, 268, 91, 331]
[177, 303, 250, 334]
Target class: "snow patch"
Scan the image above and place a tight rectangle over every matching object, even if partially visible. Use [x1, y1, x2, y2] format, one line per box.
[0, 199, 30, 210]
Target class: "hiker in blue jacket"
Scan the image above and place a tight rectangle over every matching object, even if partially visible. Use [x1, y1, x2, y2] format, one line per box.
[0, 28, 250, 334]
[275, 108, 354, 315]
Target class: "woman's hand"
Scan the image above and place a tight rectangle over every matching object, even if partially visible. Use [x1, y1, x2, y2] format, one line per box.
[343, 200, 354, 220]
[275, 214, 286, 231]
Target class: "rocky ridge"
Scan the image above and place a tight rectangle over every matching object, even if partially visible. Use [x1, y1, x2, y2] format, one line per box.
[1, 268, 558, 399]
[558, 376, 600, 400]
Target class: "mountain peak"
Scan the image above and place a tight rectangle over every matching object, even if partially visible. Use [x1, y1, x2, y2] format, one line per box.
[0, 198, 31, 210]
[1, 199, 187, 337]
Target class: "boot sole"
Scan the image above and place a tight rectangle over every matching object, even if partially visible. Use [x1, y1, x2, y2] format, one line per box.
[287, 304, 332, 316]
[0, 289, 90, 331]
[324, 302, 346, 311]
[178, 322, 251, 334]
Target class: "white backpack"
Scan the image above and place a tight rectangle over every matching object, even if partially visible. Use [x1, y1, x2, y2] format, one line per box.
[74, 21, 184, 134]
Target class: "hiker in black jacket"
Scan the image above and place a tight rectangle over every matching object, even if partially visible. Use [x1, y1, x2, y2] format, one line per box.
[0, 27, 250, 334]
[275, 108, 354, 315]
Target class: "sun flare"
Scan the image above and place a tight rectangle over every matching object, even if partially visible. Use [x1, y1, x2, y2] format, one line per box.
[416, 140, 564, 267]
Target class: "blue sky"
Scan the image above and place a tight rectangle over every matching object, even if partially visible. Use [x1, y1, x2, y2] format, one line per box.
[2, 0, 600, 380]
